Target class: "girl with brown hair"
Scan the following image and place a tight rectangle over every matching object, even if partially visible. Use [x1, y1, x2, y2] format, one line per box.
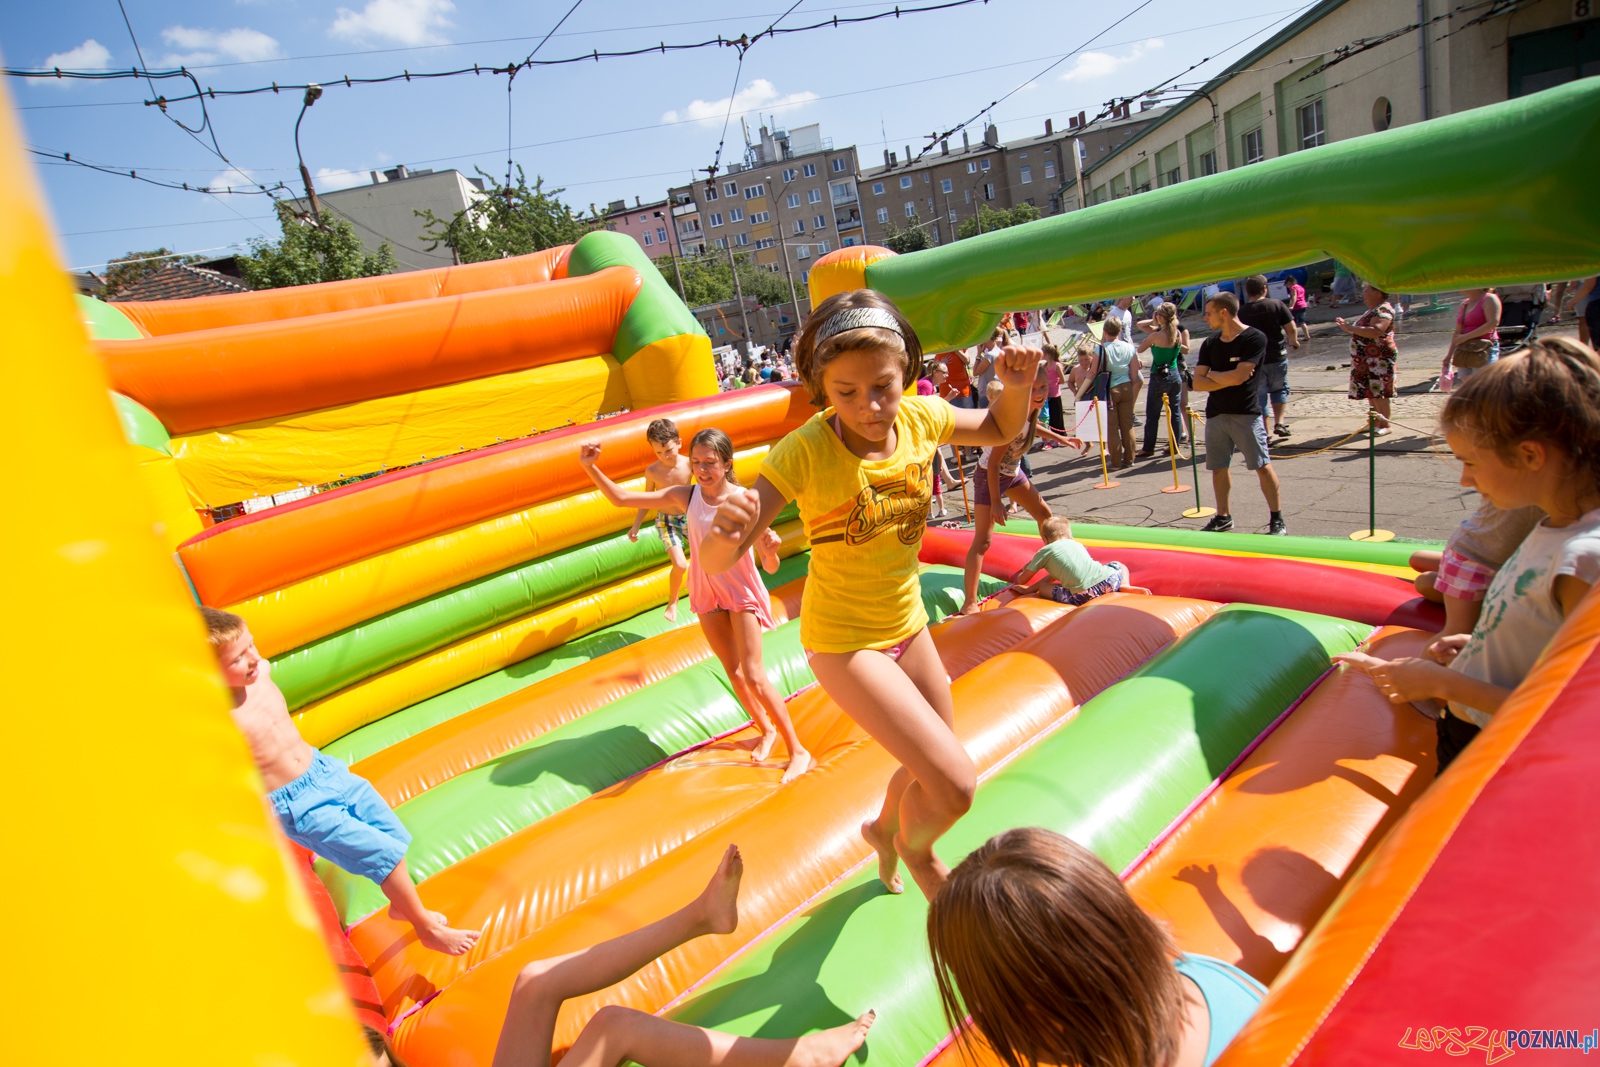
[1337, 337, 1600, 770]
[579, 428, 812, 783]
[927, 828, 1266, 1067]
[698, 289, 1043, 899]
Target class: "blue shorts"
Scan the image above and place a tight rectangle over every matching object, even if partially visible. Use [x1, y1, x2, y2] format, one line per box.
[1049, 561, 1127, 605]
[1256, 361, 1290, 407]
[268, 750, 411, 884]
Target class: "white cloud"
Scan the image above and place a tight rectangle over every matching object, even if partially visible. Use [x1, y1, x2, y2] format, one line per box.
[315, 167, 372, 192]
[207, 167, 258, 193]
[1059, 39, 1164, 84]
[43, 39, 113, 72]
[662, 78, 819, 126]
[330, 0, 455, 46]
[159, 26, 282, 66]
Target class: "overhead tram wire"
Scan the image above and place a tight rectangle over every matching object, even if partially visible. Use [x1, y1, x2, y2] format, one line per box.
[506, 0, 586, 193]
[27, 147, 288, 196]
[3, 0, 990, 107]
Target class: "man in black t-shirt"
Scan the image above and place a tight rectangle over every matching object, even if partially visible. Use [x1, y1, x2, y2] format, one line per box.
[1191, 292, 1286, 535]
[1237, 274, 1300, 440]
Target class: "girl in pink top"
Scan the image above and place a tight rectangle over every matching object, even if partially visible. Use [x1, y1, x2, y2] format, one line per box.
[579, 428, 811, 782]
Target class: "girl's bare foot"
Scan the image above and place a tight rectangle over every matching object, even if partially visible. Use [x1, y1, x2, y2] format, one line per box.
[860, 820, 903, 894]
[780, 748, 813, 784]
[695, 844, 743, 935]
[788, 1011, 876, 1067]
[895, 836, 952, 901]
[664, 601, 679, 622]
[413, 912, 481, 955]
[752, 729, 779, 763]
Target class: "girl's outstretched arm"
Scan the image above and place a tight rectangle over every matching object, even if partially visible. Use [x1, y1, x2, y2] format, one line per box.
[579, 443, 693, 513]
[700, 475, 790, 575]
[950, 344, 1044, 447]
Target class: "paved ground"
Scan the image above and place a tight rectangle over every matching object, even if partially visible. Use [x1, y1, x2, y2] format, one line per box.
[938, 307, 1584, 543]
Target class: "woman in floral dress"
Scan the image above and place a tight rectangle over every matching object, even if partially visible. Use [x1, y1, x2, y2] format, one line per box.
[1337, 283, 1398, 436]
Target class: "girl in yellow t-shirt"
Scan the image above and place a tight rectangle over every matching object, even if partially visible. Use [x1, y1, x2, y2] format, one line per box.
[698, 289, 1044, 899]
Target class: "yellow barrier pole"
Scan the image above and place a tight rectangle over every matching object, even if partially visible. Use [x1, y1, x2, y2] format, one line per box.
[1091, 398, 1120, 490]
[1160, 392, 1189, 495]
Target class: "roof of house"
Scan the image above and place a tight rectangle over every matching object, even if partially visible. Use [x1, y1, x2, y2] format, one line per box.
[1067, 0, 1352, 187]
[109, 263, 253, 302]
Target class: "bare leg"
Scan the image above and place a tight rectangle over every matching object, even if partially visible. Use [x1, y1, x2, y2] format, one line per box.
[729, 609, 812, 783]
[812, 629, 972, 900]
[1414, 570, 1444, 604]
[1441, 593, 1484, 638]
[562, 1006, 875, 1067]
[1255, 464, 1283, 512]
[1006, 480, 1053, 525]
[665, 544, 689, 622]
[700, 611, 778, 762]
[960, 504, 995, 614]
[1369, 396, 1392, 429]
[381, 860, 480, 955]
[491, 846, 744, 1067]
[1212, 468, 1233, 517]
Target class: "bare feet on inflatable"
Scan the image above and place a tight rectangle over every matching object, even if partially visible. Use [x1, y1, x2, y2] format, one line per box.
[751, 728, 779, 764]
[694, 844, 743, 936]
[412, 911, 481, 955]
[788, 1011, 877, 1067]
[896, 837, 951, 901]
[861, 819, 904, 894]
[780, 748, 813, 784]
[664, 599, 679, 622]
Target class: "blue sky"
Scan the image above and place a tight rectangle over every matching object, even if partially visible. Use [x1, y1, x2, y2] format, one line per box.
[3, 0, 1310, 271]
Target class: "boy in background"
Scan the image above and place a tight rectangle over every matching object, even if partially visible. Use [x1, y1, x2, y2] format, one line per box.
[204, 607, 479, 955]
[627, 418, 694, 621]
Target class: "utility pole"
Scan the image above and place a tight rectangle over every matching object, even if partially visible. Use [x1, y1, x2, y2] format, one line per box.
[765, 173, 802, 336]
[1071, 136, 1085, 211]
[724, 240, 753, 355]
[663, 207, 688, 303]
[294, 84, 325, 227]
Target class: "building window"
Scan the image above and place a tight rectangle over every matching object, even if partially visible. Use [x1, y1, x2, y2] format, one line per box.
[796, 244, 811, 259]
[984, 183, 995, 200]
[818, 240, 830, 253]
[832, 157, 847, 172]
[900, 176, 913, 189]
[714, 237, 727, 249]
[1200, 150, 1218, 175]
[723, 181, 738, 196]
[1242, 127, 1265, 165]
[744, 183, 765, 199]
[904, 201, 916, 218]
[1044, 161, 1056, 178]
[652, 227, 664, 242]
[830, 181, 854, 202]
[841, 235, 858, 246]
[802, 163, 817, 177]
[734, 232, 749, 246]
[980, 158, 990, 171]
[872, 181, 885, 194]
[877, 207, 889, 223]
[1110, 173, 1128, 198]
[709, 212, 724, 227]
[1297, 99, 1326, 148]
[750, 211, 770, 223]
[941, 177, 953, 193]
[729, 208, 744, 222]
[801, 269, 809, 283]
[949, 209, 958, 223]
[966, 161, 978, 174]
[755, 237, 775, 249]
[703, 186, 718, 200]
[642, 232, 653, 246]
[793, 219, 805, 234]
[814, 214, 827, 229]
[1092, 185, 1108, 204]
[1373, 96, 1393, 131]
[786, 193, 800, 208]
[964, 188, 972, 204]
[808, 188, 822, 203]
[783, 167, 797, 182]
[1020, 166, 1033, 184]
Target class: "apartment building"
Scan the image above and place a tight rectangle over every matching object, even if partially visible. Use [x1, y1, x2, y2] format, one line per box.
[1063, 0, 1595, 209]
[667, 123, 861, 290]
[286, 165, 485, 271]
[598, 197, 676, 256]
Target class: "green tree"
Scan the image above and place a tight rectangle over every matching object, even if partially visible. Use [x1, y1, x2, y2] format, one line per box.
[956, 202, 1042, 241]
[418, 166, 593, 263]
[236, 202, 397, 289]
[652, 249, 792, 308]
[881, 215, 931, 254]
[102, 248, 202, 297]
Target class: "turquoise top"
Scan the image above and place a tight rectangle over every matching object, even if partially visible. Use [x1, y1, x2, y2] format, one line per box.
[1101, 339, 1138, 386]
[1175, 953, 1268, 1065]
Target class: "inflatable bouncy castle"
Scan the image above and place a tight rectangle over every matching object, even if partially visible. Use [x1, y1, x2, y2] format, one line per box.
[6, 74, 1600, 1067]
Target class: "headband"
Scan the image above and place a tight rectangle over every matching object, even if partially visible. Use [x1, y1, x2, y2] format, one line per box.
[816, 307, 904, 345]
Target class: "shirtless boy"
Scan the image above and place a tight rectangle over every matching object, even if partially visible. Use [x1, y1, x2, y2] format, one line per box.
[204, 607, 479, 955]
[628, 419, 695, 622]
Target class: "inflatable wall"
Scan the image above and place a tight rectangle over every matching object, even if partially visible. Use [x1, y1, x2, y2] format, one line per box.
[8, 69, 1599, 1067]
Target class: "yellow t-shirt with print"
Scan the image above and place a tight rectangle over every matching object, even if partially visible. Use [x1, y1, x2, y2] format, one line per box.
[760, 394, 955, 653]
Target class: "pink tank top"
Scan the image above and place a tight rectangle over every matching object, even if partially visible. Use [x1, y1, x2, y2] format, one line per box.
[1458, 294, 1498, 341]
[686, 484, 776, 628]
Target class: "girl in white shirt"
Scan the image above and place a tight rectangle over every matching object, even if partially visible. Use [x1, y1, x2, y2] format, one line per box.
[1338, 338, 1600, 770]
